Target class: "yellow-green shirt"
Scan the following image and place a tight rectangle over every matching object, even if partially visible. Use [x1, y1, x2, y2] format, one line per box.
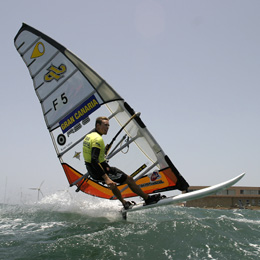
[83, 132, 105, 163]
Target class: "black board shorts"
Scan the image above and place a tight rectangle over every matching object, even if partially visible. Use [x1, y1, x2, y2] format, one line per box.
[86, 164, 128, 185]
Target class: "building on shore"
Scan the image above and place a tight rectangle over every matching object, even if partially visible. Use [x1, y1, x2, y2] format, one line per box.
[185, 186, 260, 209]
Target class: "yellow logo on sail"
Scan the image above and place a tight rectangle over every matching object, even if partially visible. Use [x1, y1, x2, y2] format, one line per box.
[73, 151, 81, 160]
[31, 42, 45, 59]
[44, 64, 67, 82]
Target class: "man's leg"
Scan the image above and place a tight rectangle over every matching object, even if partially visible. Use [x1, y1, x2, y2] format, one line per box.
[124, 175, 161, 205]
[124, 176, 149, 200]
[110, 185, 134, 210]
[111, 186, 126, 205]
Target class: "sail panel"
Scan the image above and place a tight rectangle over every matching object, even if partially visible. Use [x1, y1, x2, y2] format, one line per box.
[33, 52, 77, 100]
[63, 163, 179, 199]
[16, 36, 58, 78]
[66, 50, 122, 103]
[41, 71, 102, 128]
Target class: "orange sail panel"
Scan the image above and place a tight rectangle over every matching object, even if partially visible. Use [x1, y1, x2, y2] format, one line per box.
[63, 163, 179, 199]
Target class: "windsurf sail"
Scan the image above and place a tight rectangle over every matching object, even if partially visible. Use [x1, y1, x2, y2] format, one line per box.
[14, 23, 189, 199]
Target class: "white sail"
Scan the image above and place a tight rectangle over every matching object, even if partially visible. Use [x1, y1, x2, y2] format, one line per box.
[14, 24, 189, 199]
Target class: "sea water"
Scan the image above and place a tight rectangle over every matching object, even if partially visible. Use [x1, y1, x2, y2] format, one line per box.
[0, 192, 259, 260]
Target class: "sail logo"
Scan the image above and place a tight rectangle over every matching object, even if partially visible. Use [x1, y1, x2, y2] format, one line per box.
[149, 171, 161, 182]
[57, 117, 90, 147]
[44, 64, 67, 82]
[59, 95, 101, 134]
[31, 42, 45, 59]
[73, 151, 81, 160]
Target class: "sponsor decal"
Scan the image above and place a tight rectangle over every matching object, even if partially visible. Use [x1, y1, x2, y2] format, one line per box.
[140, 180, 164, 188]
[130, 164, 147, 178]
[59, 95, 100, 133]
[57, 117, 91, 147]
[149, 171, 161, 182]
[57, 134, 66, 146]
[66, 117, 90, 137]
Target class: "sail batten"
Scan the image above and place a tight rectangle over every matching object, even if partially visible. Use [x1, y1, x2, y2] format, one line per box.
[40, 68, 78, 103]
[14, 23, 189, 199]
[20, 38, 40, 56]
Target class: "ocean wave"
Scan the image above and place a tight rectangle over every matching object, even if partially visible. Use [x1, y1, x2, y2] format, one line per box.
[1, 195, 260, 260]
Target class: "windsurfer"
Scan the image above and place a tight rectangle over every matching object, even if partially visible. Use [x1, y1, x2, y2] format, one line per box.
[83, 116, 161, 209]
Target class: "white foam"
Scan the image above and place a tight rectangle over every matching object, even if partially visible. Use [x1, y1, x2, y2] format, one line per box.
[36, 191, 122, 220]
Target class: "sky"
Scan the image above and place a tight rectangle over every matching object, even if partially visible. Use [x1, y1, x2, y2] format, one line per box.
[1, 0, 259, 204]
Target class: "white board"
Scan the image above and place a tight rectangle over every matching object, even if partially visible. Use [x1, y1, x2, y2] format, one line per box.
[122, 172, 245, 216]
